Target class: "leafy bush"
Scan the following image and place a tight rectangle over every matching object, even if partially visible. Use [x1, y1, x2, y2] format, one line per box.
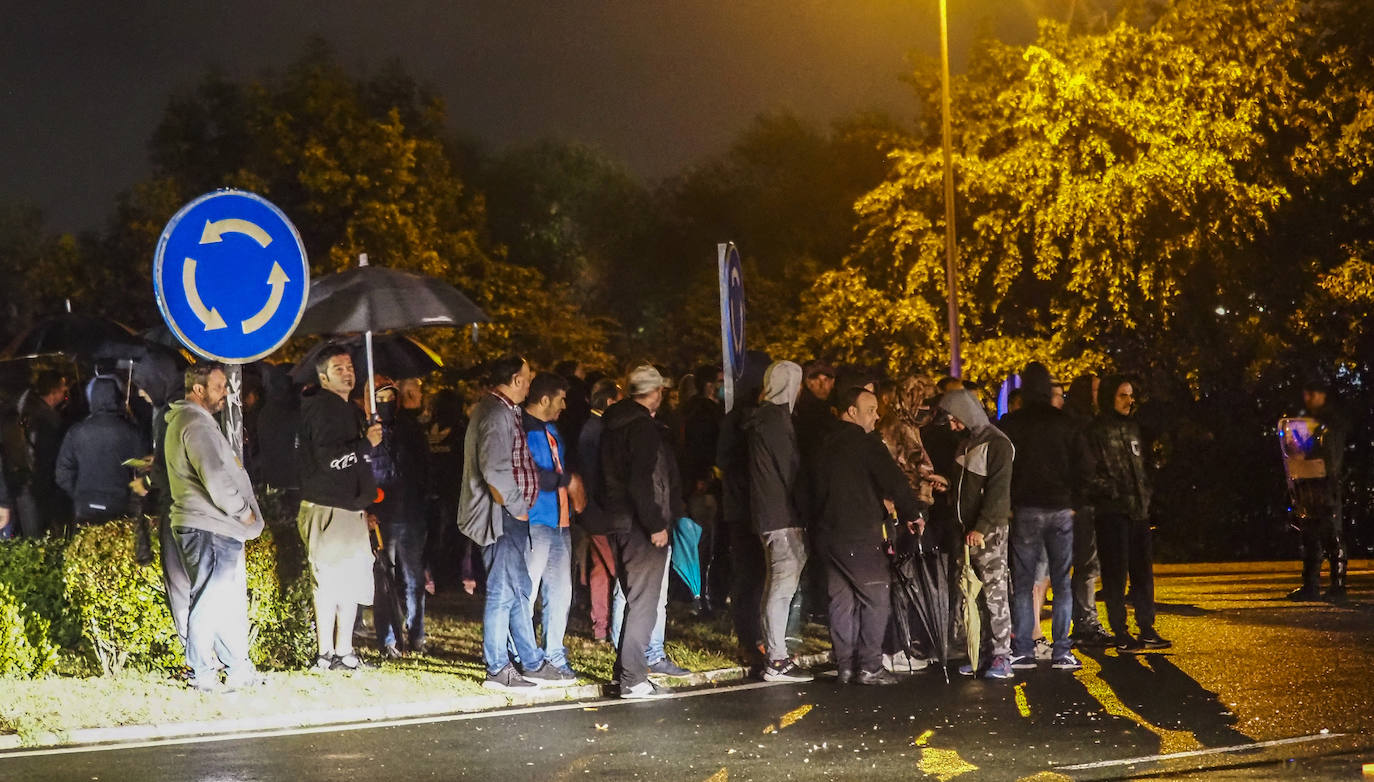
[0, 538, 77, 648]
[245, 523, 315, 670]
[0, 581, 58, 677]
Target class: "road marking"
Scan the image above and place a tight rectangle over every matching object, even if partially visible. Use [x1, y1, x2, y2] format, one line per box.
[1056, 733, 1347, 771]
[0, 680, 795, 760]
[1014, 682, 1031, 718]
[915, 729, 934, 746]
[918, 747, 979, 781]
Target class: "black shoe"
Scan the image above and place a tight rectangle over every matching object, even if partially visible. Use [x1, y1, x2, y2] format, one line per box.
[1138, 632, 1172, 650]
[1287, 585, 1322, 601]
[855, 669, 900, 686]
[1072, 628, 1115, 648]
[1325, 585, 1348, 602]
[647, 658, 691, 677]
[381, 644, 403, 659]
[691, 596, 713, 617]
[483, 664, 537, 691]
[1115, 636, 1147, 654]
[836, 668, 854, 685]
[523, 660, 577, 686]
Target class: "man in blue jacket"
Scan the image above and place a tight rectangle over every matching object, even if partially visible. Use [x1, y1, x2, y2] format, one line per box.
[521, 372, 579, 680]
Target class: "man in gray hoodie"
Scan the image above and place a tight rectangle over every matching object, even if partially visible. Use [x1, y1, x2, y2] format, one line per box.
[938, 389, 1016, 680]
[746, 360, 812, 683]
[164, 363, 264, 693]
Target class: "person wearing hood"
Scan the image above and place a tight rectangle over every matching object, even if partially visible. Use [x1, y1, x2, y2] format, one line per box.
[296, 345, 384, 673]
[806, 386, 924, 686]
[938, 387, 1016, 680]
[367, 379, 431, 658]
[55, 375, 144, 528]
[1085, 376, 1171, 653]
[745, 360, 813, 683]
[997, 362, 1096, 672]
[164, 363, 265, 693]
[599, 365, 683, 699]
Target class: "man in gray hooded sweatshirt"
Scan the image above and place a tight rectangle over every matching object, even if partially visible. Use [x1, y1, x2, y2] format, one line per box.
[938, 388, 1016, 680]
[745, 360, 812, 683]
[164, 363, 264, 693]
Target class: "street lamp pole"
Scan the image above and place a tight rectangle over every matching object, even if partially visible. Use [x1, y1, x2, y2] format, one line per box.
[938, 0, 962, 378]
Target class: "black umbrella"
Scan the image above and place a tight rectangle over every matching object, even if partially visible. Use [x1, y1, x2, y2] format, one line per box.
[295, 255, 487, 414]
[3, 314, 140, 360]
[290, 334, 442, 385]
[371, 525, 409, 653]
[888, 524, 952, 683]
[92, 339, 190, 406]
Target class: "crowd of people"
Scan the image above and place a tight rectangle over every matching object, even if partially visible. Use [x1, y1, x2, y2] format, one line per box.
[0, 345, 1349, 696]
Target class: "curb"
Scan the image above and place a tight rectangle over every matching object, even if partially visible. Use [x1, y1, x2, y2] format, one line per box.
[0, 652, 833, 752]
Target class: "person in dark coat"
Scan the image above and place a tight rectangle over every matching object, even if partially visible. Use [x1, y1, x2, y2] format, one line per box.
[10, 370, 70, 537]
[1286, 377, 1350, 601]
[368, 380, 430, 657]
[577, 378, 622, 642]
[555, 360, 591, 465]
[807, 385, 924, 686]
[679, 363, 724, 612]
[252, 363, 301, 515]
[55, 375, 144, 527]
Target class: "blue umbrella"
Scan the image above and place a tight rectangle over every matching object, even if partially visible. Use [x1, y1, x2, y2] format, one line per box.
[670, 516, 704, 598]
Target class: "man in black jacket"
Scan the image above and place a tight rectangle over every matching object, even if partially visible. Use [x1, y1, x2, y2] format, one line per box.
[297, 345, 383, 672]
[998, 362, 1095, 672]
[747, 360, 812, 683]
[599, 365, 680, 699]
[1286, 378, 1349, 601]
[807, 386, 923, 686]
[55, 376, 144, 528]
[10, 371, 70, 537]
[368, 380, 430, 657]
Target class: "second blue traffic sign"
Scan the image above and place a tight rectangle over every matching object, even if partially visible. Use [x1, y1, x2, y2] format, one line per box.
[153, 190, 310, 363]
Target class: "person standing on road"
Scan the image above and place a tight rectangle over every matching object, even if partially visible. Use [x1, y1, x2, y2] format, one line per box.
[164, 363, 265, 693]
[55, 375, 143, 528]
[746, 360, 813, 683]
[297, 346, 383, 673]
[939, 388, 1016, 680]
[458, 356, 564, 691]
[600, 365, 680, 699]
[1086, 377, 1172, 653]
[807, 386, 924, 686]
[1285, 378, 1350, 601]
[998, 362, 1095, 673]
[521, 372, 580, 679]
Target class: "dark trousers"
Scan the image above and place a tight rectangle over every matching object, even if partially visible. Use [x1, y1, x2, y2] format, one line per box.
[1096, 512, 1156, 637]
[822, 539, 892, 674]
[609, 528, 669, 688]
[1071, 507, 1103, 632]
[375, 521, 427, 649]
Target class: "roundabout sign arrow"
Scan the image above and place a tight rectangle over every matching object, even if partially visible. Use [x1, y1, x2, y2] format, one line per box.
[154, 190, 309, 363]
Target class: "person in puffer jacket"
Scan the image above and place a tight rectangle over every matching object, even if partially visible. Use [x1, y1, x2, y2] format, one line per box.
[55, 375, 143, 527]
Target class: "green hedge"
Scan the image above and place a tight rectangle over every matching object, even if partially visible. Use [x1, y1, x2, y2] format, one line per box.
[0, 581, 58, 677]
[0, 514, 315, 678]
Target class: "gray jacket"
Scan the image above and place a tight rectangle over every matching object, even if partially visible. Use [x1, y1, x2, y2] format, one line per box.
[458, 393, 535, 547]
[938, 389, 1014, 536]
[164, 400, 264, 541]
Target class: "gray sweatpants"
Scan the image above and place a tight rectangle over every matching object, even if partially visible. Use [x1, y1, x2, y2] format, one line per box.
[760, 527, 807, 661]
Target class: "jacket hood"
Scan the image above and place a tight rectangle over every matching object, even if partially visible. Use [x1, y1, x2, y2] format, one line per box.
[760, 360, 803, 413]
[85, 376, 124, 415]
[1020, 362, 1053, 405]
[603, 397, 654, 431]
[1098, 375, 1132, 420]
[165, 398, 209, 426]
[937, 389, 990, 431]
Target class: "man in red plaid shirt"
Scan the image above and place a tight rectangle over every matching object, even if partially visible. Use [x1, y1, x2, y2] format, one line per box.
[458, 356, 565, 690]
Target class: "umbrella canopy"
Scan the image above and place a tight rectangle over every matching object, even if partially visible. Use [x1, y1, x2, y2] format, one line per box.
[295, 265, 488, 336]
[91, 340, 190, 406]
[3, 314, 139, 359]
[291, 334, 442, 385]
[669, 516, 704, 598]
[960, 545, 984, 673]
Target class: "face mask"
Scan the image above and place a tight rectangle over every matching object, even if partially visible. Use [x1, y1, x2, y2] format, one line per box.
[714, 385, 725, 402]
[376, 398, 398, 426]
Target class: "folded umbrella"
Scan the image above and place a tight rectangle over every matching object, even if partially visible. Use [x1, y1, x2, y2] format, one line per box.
[960, 545, 984, 674]
[669, 516, 704, 598]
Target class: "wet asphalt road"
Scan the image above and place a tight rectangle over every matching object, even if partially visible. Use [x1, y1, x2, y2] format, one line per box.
[4, 562, 1373, 781]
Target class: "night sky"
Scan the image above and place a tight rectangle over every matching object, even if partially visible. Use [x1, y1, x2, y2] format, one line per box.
[1, 1, 1067, 233]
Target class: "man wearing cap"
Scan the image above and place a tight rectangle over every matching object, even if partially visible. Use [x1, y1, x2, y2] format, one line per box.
[795, 360, 836, 460]
[599, 365, 683, 699]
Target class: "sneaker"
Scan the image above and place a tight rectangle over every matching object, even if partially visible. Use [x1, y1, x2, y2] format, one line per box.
[883, 650, 932, 673]
[523, 660, 577, 686]
[189, 678, 229, 694]
[855, 669, 900, 686]
[1115, 636, 1147, 654]
[836, 668, 854, 685]
[1138, 633, 1173, 651]
[483, 664, 537, 691]
[763, 659, 815, 683]
[985, 656, 1015, 679]
[382, 644, 403, 659]
[556, 663, 580, 680]
[1051, 652, 1082, 671]
[312, 654, 335, 672]
[331, 653, 374, 671]
[647, 658, 691, 677]
[957, 662, 976, 677]
[1033, 638, 1052, 660]
[620, 680, 673, 699]
[1072, 628, 1115, 647]
[1287, 584, 1322, 601]
[1008, 653, 1037, 670]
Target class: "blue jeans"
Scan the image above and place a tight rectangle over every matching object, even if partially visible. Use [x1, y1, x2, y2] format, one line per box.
[175, 527, 254, 686]
[526, 524, 572, 668]
[1010, 507, 1074, 657]
[376, 521, 426, 649]
[481, 511, 545, 675]
[611, 544, 669, 663]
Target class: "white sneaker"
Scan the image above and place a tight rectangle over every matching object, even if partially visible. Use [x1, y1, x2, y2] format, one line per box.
[620, 680, 673, 700]
[883, 650, 932, 673]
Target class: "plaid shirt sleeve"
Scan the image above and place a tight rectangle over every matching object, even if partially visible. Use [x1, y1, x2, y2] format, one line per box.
[510, 407, 540, 509]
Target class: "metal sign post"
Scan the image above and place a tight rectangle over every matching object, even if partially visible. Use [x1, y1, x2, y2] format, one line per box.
[154, 189, 310, 461]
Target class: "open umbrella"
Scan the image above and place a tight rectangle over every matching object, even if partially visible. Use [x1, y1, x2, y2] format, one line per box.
[92, 339, 190, 407]
[669, 515, 704, 599]
[295, 254, 487, 414]
[291, 334, 442, 385]
[960, 545, 984, 673]
[3, 313, 139, 360]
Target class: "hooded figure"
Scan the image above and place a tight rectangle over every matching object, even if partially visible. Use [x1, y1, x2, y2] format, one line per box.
[55, 376, 143, 523]
[745, 360, 804, 536]
[877, 375, 940, 505]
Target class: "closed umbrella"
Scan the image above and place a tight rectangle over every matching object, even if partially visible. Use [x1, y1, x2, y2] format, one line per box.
[295, 254, 487, 414]
[669, 515, 704, 599]
[960, 545, 984, 673]
[889, 526, 952, 682]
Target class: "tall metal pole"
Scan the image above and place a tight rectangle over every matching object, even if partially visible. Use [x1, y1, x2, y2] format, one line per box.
[938, 0, 962, 378]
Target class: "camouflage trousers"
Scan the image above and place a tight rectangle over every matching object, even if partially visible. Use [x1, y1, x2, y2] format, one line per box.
[969, 527, 1012, 658]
